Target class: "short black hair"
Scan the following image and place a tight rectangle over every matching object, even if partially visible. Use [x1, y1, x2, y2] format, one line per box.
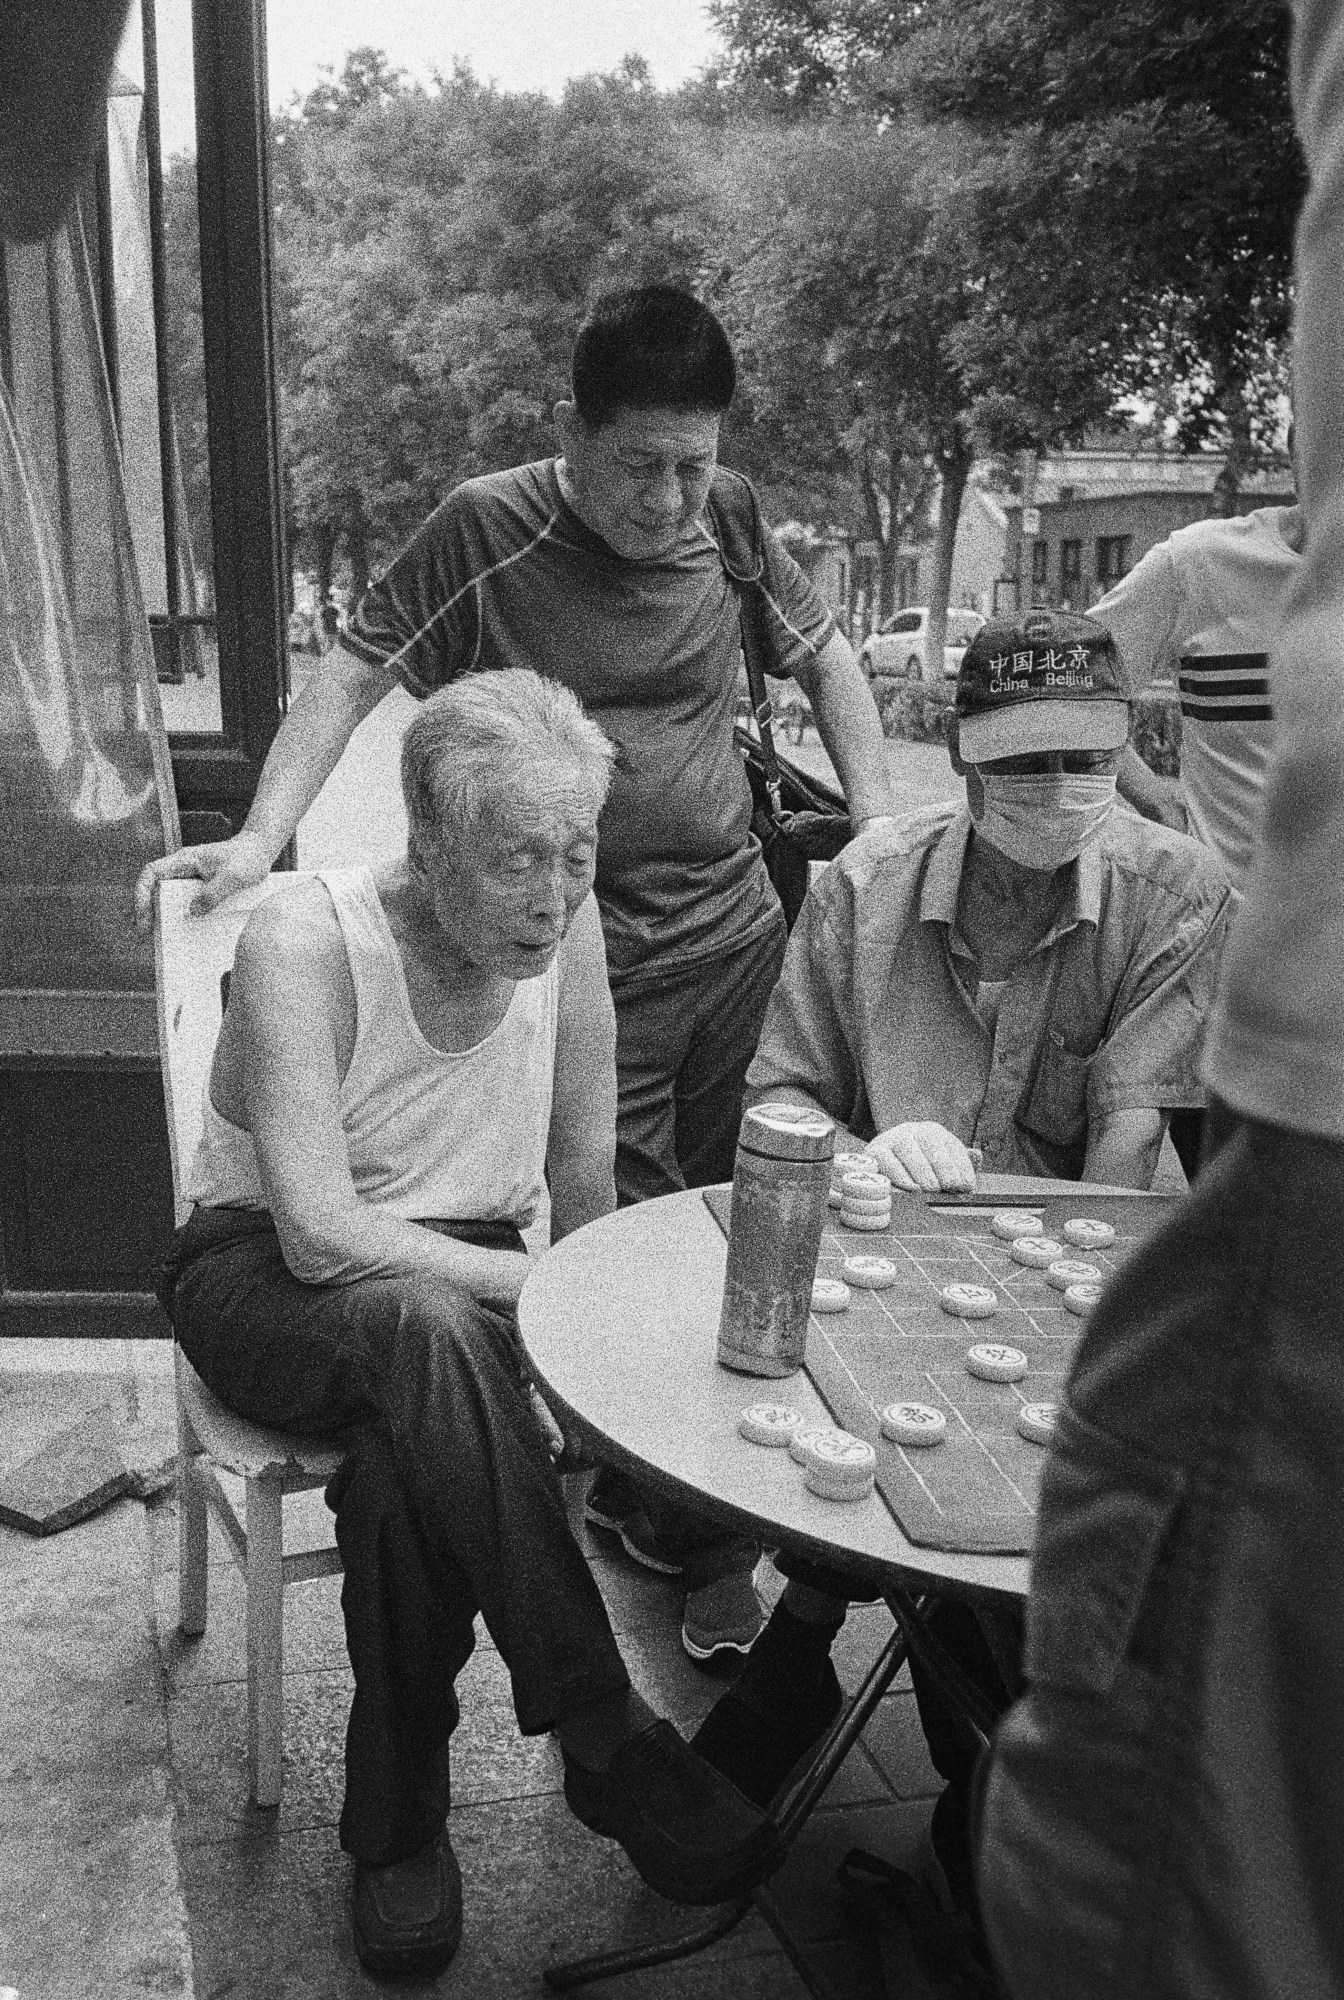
[571, 285, 736, 429]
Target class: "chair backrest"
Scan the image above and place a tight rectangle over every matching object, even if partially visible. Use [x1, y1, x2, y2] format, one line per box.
[153, 875, 313, 1227]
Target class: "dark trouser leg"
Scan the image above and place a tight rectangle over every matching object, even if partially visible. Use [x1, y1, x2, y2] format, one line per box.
[165, 1208, 629, 1863]
[612, 911, 788, 1207]
[907, 1601, 1022, 1920]
[671, 913, 789, 1193]
[979, 1113, 1344, 2000]
[612, 963, 699, 1210]
[328, 1430, 467, 1861]
[1167, 1107, 1206, 1183]
[611, 916, 787, 1586]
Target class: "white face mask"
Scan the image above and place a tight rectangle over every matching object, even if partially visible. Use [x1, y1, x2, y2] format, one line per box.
[971, 772, 1117, 871]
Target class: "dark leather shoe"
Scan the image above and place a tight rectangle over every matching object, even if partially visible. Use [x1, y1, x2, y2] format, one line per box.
[352, 1832, 463, 1979]
[563, 1719, 782, 1905]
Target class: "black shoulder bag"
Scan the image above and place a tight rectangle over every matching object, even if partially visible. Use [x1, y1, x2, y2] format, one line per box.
[707, 474, 855, 929]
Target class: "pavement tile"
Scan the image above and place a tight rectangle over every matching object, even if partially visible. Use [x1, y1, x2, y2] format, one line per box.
[834, 1599, 910, 1693]
[860, 1691, 944, 1801]
[761, 1809, 974, 2000]
[1, 1506, 171, 1809]
[177, 1824, 386, 2000]
[559, 1944, 811, 1998]
[1, 1811, 193, 2000]
[0, 1374, 133, 1470]
[449, 1648, 565, 1806]
[170, 1667, 353, 1842]
[616, 1621, 729, 1739]
[170, 1644, 575, 1844]
[0, 1429, 193, 2000]
[760, 1797, 932, 1947]
[177, 1798, 803, 1999]
[150, 1502, 352, 1689]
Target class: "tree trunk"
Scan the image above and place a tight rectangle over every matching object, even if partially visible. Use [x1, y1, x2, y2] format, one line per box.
[1210, 348, 1252, 517]
[315, 520, 336, 608]
[878, 450, 903, 623]
[344, 502, 370, 607]
[923, 440, 971, 684]
[859, 453, 888, 636]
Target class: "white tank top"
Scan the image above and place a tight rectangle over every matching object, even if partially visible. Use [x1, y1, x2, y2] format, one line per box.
[186, 868, 559, 1226]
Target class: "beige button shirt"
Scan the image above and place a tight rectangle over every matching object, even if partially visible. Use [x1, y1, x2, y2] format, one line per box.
[747, 803, 1232, 1180]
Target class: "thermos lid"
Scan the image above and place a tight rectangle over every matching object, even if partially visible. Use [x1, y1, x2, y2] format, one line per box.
[740, 1102, 836, 1161]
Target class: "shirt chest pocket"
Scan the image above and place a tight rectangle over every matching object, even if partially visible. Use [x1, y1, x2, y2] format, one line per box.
[1018, 1028, 1096, 1146]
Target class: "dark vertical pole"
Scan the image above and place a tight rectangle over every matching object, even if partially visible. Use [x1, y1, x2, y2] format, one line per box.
[0, 248, 11, 395]
[185, 0, 291, 841]
[43, 238, 77, 610]
[139, 0, 183, 670]
[92, 136, 121, 438]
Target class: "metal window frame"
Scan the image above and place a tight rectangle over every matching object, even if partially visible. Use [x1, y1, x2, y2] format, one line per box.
[162, 0, 290, 838]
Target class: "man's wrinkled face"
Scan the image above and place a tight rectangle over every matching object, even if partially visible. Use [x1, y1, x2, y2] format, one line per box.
[419, 801, 599, 980]
[556, 405, 720, 560]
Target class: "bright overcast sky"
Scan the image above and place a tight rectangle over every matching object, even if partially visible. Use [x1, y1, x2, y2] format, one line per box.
[130, 0, 723, 157]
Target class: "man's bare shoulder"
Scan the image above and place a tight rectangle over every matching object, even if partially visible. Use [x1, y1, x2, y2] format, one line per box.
[230, 879, 348, 995]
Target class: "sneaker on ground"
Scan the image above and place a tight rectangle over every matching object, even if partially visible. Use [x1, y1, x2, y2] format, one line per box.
[583, 1468, 634, 1536]
[584, 1472, 684, 1576]
[681, 1570, 765, 1663]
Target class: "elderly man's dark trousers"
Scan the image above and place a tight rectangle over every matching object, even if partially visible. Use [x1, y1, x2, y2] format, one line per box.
[161, 1205, 629, 1866]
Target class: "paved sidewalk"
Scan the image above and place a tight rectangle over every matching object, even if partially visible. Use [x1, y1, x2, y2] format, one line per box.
[0, 1341, 192, 2000]
[0, 1343, 959, 2000]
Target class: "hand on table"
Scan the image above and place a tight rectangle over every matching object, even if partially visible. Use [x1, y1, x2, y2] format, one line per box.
[865, 1122, 979, 1194]
[135, 831, 273, 929]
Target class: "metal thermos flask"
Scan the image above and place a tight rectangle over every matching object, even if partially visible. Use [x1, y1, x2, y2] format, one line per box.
[716, 1101, 836, 1377]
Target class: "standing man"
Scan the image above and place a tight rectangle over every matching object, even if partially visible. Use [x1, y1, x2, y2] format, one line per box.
[1090, 457, 1301, 1180]
[977, 2, 1344, 1994]
[1093, 465, 1303, 894]
[136, 283, 895, 1663]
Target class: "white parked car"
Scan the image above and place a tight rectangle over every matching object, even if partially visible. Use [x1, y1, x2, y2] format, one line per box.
[860, 606, 985, 683]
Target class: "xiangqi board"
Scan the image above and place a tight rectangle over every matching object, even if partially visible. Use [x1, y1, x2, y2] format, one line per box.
[704, 1181, 1173, 1554]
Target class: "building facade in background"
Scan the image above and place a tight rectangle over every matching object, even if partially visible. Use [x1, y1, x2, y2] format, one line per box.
[844, 444, 1295, 642]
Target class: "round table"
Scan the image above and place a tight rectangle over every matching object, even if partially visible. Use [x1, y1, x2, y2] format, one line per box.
[519, 1186, 1029, 1602]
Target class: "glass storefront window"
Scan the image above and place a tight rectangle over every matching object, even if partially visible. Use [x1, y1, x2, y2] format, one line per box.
[108, 0, 223, 735]
[0, 218, 176, 1025]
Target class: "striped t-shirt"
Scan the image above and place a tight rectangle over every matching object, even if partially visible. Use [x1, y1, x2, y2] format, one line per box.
[344, 460, 835, 979]
[1091, 506, 1302, 893]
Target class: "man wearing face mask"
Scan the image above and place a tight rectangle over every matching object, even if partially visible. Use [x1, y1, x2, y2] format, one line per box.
[689, 609, 1232, 1938]
[744, 609, 1232, 1195]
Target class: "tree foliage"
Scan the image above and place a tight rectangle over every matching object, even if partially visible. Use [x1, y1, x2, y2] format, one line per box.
[710, 112, 1124, 643]
[710, 0, 1301, 457]
[262, 52, 718, 594]
[157, 14, 1301, 661]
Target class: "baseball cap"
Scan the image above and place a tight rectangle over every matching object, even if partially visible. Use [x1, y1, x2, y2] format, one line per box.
[955, 611, 1130, 762]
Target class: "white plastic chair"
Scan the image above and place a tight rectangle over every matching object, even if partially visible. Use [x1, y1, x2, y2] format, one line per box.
[154, 876, 346, 1807]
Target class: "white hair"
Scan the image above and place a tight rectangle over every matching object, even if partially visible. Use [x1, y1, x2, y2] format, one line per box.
[400, 669, 615, 863]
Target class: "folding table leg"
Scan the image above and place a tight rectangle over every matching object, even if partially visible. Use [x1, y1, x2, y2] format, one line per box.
[246, 1475, 285, 1808]
[543, 1619, 910, 1991]
[542, 1897, 753, 1992]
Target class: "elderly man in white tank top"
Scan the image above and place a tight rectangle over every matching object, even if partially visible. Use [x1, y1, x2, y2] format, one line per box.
[157, 670, 774, 1981]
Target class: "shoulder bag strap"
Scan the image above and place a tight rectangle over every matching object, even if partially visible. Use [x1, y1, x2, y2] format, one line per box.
[706, 474, 786, 818]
